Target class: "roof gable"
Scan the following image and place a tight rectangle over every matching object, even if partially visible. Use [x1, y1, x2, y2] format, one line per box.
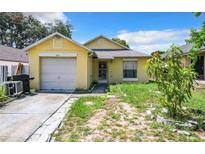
[84, 35, 130, 50]
[23, 32, 93, 53]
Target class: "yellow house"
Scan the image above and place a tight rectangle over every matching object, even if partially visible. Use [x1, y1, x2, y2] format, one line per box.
[24, 32, 150, 91]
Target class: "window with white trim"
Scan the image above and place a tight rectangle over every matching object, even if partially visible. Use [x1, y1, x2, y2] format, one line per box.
[123, 61, 137, 78]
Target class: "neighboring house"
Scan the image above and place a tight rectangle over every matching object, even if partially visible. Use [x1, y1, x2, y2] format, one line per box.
[24, 32, 150, 91]
[180, 44, 205, 79]
[0, 45, 29, 76]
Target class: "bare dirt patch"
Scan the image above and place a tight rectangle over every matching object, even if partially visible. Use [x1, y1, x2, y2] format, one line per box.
[80, 96, 159, 142]
[86, 109, 107, 129]
[195, 131, 205, 140]
[84, 101, 94, 106]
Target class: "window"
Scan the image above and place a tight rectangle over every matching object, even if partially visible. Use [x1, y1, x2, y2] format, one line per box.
[123, 61, 137, 78]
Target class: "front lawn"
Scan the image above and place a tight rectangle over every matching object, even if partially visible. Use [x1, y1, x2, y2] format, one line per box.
[109, 83, 159, 111]
[187, 89, 205, 112]
[54, 83, 205, 142]
[110, 83, 205, 113]
[54, 96, 106, 141]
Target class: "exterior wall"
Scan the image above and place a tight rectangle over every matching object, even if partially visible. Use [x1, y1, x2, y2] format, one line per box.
[137, 58, 149, 82]
[0, 60, 28, 66]
[85, 37, 124, 49]
[92, 59, 98, 81]
[0, 60, 29, 76]
[28, 36, 90, 90]
[87, 56, 93, 88]
[92, 57, 149, 83]
[108, 58, 123, 83]
[181, 55, 191, 67]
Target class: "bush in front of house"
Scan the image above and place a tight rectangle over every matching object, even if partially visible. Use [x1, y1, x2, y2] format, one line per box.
[147, 45, 197, 118]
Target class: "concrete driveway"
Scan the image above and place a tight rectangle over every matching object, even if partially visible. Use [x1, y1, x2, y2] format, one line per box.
[0, 93, 71, 142]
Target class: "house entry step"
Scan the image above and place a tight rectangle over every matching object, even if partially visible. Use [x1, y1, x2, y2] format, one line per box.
[92, 83, 108, 93]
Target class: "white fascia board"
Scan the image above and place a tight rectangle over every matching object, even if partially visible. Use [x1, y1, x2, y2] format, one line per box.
[39, 52, 77, 57]
[123, 58, 138, 61]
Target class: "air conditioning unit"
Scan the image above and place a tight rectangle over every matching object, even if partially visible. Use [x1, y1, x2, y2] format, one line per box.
[1, 81, 23, 96]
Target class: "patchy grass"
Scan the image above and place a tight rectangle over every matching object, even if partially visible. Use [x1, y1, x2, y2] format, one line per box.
[110, 83, 205, 114]
[109, 83, 160, 111]
[186, 89, 205, 112]
[54, 83, 205, 142]
[109, 83, 205, 141]
[68, 97, 106, 119]
[54, 96, 106, 141]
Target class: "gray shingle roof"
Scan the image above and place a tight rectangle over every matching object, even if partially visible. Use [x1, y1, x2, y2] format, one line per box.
[94, 49, 150, 59]
[180, 43, 205, 54]
[180, 44, 193, 54]
[0, 45, 28, 63]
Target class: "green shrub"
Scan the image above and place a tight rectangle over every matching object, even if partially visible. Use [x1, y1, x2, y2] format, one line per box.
[0, 87, 8, 102]
[147, 45, 196, 118]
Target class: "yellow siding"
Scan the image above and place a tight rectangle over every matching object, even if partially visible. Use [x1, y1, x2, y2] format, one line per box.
[85, 37, 124, 49]
[92, 58, 149, 83]
[92, 59, 98, 81]
[28, 36, 90, 90]
[108, 58, 123, 83]
[53, 37, 64, 48]
[181, 55, 191, 67]
[137, 58, 149, 82]
[87, 56, 93, 88]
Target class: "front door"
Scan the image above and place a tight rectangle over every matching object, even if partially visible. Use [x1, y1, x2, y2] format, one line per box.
[98, 62, 107, 82]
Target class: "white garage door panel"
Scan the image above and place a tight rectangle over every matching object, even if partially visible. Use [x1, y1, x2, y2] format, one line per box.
[41, 58, 76, 90]
[42, 66, 76, 73]
[41, 82, 58, 90]
[59, 74, 76, 81]
[41, 81, 75, 90]
[41, 73, 76, 80]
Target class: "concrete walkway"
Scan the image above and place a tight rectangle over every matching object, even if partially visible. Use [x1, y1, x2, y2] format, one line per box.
[92, 83, 108, 93]
[195, 80, 205, 89]
[0, 93, 72, 142]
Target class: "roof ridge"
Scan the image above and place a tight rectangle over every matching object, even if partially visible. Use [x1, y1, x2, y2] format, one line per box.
[84, 35, 130, 50]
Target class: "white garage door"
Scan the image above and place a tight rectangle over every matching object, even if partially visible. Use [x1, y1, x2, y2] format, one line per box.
[41, 58, 76, 90]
